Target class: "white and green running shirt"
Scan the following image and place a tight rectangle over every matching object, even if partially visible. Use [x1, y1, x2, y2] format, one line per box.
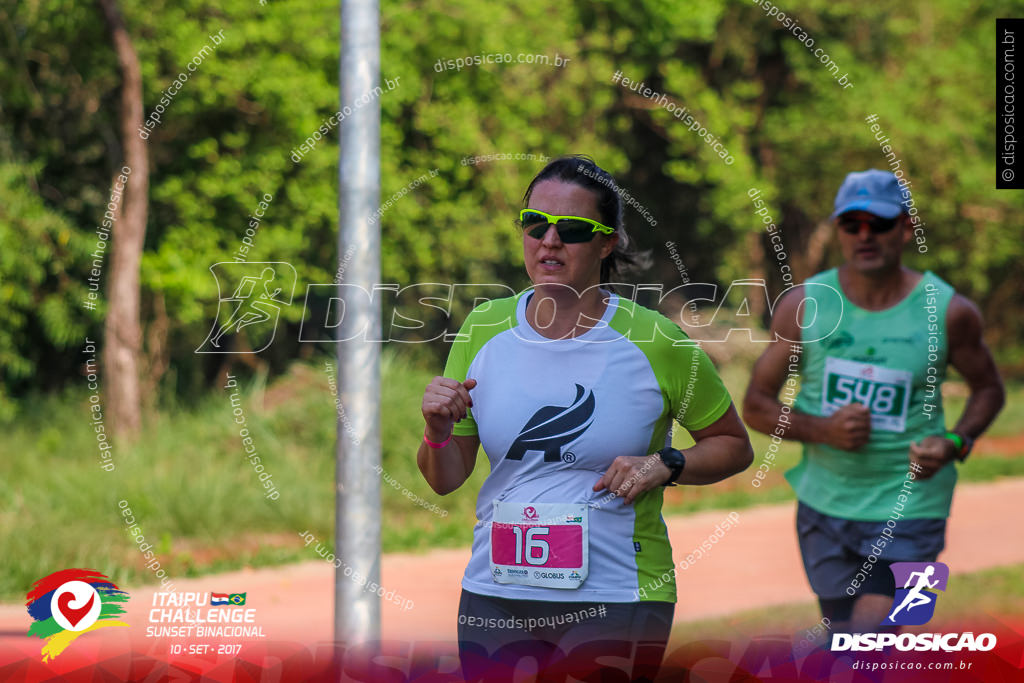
[443, 289, 732, 603]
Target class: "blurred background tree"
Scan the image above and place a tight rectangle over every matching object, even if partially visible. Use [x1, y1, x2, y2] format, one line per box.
[1, 0, 1022, 418]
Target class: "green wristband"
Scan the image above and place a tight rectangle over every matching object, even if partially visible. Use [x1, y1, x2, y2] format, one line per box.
[944, 431, 973, 461]
[943, 431, 963, 452]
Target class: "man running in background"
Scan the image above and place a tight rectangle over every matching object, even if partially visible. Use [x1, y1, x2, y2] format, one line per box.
[743, 169, 1005, 633]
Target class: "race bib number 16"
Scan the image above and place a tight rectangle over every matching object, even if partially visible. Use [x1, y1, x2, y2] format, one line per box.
[822, 357, 912, 433]
[490, 502, 587, 589]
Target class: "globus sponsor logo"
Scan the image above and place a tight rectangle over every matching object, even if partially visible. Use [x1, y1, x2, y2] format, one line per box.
[830, 632, 996, 652]
[534, 571, 565, 580]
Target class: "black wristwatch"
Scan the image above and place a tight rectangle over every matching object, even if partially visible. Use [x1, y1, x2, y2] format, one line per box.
[657, 447, 686, 486]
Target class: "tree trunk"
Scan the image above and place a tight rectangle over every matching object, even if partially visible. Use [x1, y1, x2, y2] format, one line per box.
[98, 0, 148, 438]
[141, 291, 170, 407]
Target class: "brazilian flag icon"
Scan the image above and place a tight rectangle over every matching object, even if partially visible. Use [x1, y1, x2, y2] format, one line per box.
[228, 593, 246, 606]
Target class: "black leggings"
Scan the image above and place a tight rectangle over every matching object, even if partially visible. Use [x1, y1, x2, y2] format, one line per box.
[457, 589, 674, 682]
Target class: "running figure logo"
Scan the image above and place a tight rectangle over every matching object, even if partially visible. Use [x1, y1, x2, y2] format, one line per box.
[197, 262, 296, 353]
[882, 562, 949, 626]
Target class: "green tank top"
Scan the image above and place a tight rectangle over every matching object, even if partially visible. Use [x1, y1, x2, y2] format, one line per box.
[785, 268, 956, 520]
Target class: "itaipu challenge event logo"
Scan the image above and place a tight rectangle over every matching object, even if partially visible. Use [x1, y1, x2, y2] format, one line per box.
[25, 569, 129, 662]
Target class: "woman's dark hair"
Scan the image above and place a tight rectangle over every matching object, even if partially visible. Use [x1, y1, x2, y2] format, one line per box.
[522, 154, 650, 284]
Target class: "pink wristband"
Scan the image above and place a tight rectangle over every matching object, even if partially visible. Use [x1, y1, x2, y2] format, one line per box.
[423, 431, 453, 449]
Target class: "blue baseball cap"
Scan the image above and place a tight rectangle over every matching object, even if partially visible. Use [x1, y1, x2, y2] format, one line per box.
[832, 169, 905, 219]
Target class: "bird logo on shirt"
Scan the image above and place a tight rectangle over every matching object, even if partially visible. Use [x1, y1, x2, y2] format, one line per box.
[504, 384, 596, 463]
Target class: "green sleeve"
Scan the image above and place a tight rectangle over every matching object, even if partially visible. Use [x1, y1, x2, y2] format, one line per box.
[442, 319, 478, 436]
[671, 346, 732, 431]
[438, 294, 519, 437]
[618, 306, 732, 431]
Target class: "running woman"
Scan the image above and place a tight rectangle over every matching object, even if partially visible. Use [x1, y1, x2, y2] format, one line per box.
[418, 156, 753, 680]
[743, 169, 1005, 634]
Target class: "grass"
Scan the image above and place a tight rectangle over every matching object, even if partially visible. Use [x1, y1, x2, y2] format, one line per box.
[0, 350, 486, 601]
[2, 350, 1022, 601]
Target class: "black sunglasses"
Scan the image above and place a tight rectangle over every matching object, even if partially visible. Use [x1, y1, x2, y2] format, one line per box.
[837, 215, 900, 234]
[517, 209, 614, 244]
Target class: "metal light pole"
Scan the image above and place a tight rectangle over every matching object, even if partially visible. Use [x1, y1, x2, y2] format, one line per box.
[336, 0, 381, 648]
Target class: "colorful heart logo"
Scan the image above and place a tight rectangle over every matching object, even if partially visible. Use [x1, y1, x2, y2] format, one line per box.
[49, 581, 101, 632]
[56, 591, 95, 628]
[26, 569, 129, 662]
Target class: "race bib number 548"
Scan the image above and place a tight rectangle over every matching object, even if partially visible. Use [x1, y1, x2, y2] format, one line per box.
[822, 357, 912, 433]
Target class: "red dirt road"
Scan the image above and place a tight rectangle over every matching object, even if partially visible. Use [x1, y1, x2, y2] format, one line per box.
[2, 477, 1023, 665]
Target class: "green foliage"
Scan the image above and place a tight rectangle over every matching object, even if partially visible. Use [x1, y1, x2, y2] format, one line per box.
[0, 161, 95, 417]
[1, 0, 1022, 402]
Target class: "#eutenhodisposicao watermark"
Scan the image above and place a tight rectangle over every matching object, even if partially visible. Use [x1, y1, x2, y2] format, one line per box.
[863, 115, 928, 253]
[751, 344, 800, 487]
[612, 70, 735, 166]
[575, 162, 657, 227]
[458, 604, 607, 632]
[841, 462, 922, 597]
[83, 166, 131, 311]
